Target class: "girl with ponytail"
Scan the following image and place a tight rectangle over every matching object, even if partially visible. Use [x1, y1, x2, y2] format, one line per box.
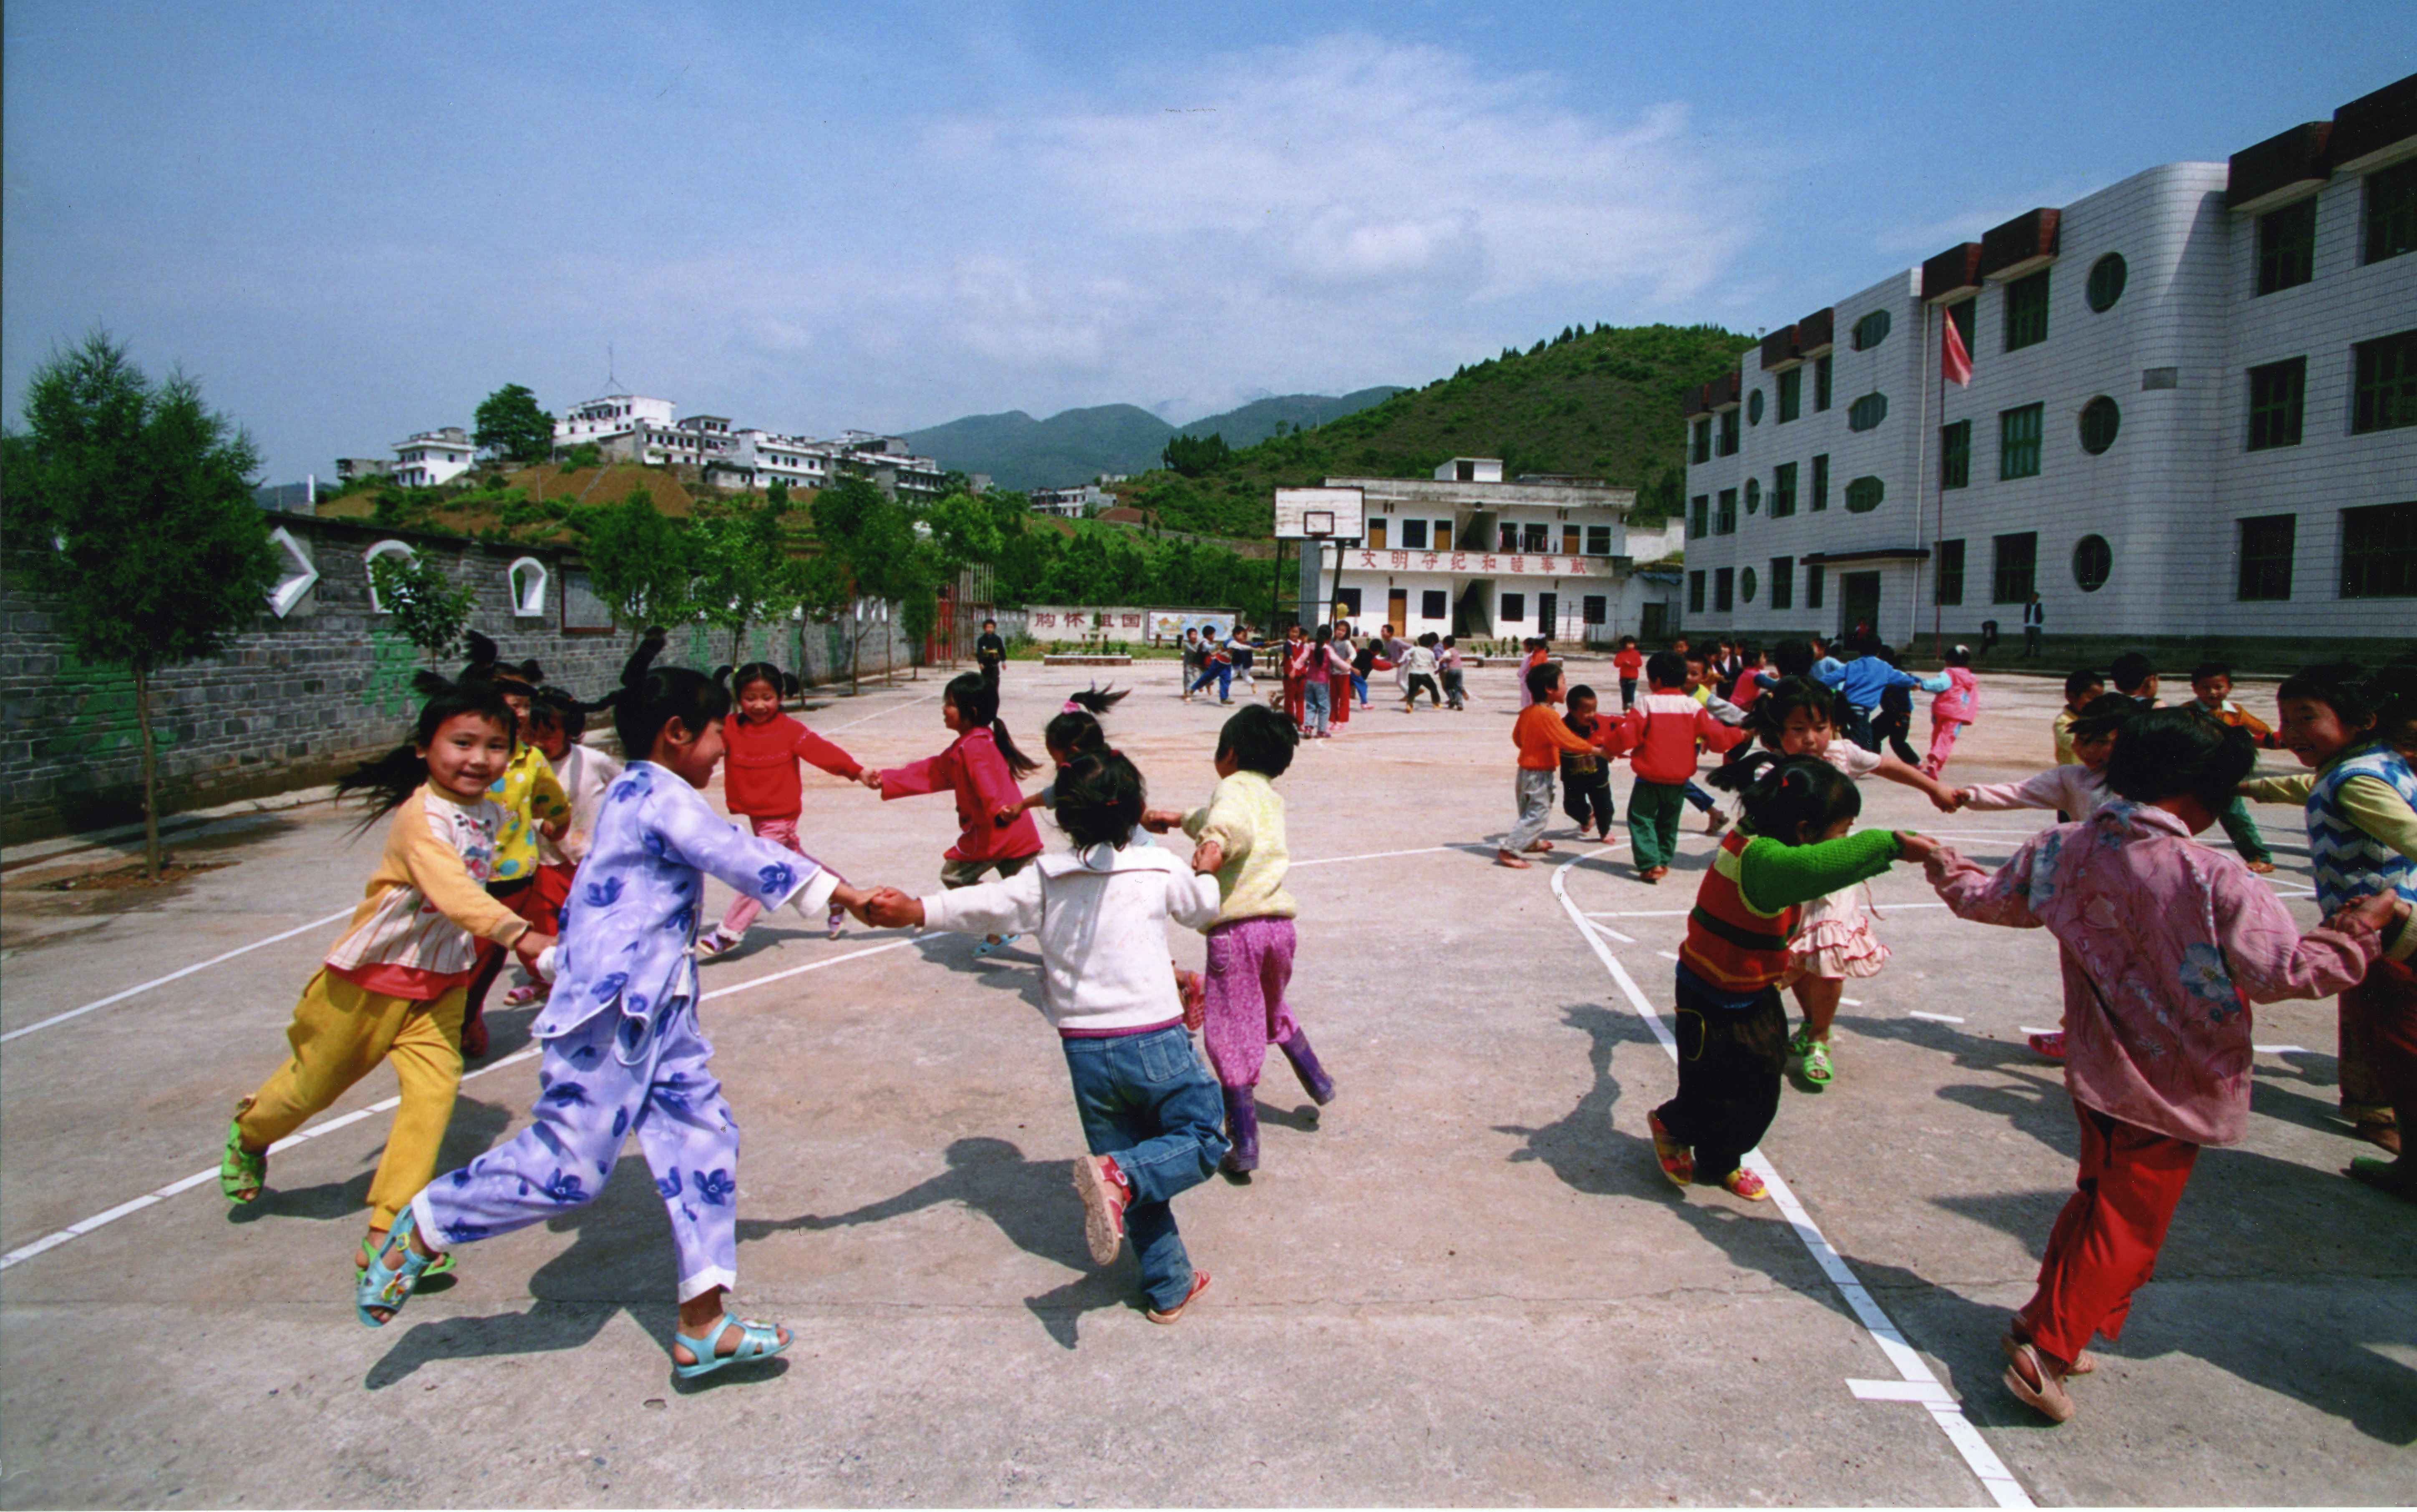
[867, 670, 1046, 957]
[360, 630, 877, 1382]
[695, 660, 868, 958]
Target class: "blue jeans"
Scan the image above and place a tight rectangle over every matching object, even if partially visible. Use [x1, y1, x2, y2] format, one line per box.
[1681, 780, 1716, 813]
[1188, 664, 1232, 700]
[1304, 677, 1331, 736]
[1061, 1026, 1229, 1310]
[1350, 673, 1369, 706]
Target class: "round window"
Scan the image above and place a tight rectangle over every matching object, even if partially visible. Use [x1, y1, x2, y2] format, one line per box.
[1848, 392, 1889, 432]
[1852, 309, 1892, 350]
[1741, 567, 1759, 603]
[2073, 534, 2112, 592]
[2086, 254, 2127, 313]
[1746, 478, 1761, 513]
[1844, 476, 1885, 513]
[2079, 396, 2120, 455]
[1748, 389, 1765, 425]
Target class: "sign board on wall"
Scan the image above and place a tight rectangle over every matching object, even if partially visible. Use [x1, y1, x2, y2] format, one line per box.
[1021, 606, 1237, 644]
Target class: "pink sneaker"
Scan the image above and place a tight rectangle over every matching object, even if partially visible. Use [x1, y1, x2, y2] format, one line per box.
[2028, 1031, 2067, 1060]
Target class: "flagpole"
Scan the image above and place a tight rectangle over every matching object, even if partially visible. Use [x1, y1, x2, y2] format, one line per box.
[1913, 302, 1930, 653]
[1932, 309, 1946, 664]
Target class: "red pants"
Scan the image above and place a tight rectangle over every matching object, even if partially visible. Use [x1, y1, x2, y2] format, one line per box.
[2339, 953, 2417, 1113]
[1329, 673, 1351, 726]
[1283, 678, 1307, 729]
[465, 864, 574, 1016]
[2017, 1105, 2199, 1366]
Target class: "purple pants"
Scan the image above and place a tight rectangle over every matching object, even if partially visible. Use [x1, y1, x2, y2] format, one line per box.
[1201, 916, 1299, 1090]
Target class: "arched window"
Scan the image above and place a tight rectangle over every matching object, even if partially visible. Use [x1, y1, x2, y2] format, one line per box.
[507, 556, 549, 618]
[363, 539, 417, 613]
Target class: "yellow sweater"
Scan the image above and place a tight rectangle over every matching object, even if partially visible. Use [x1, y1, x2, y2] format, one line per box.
[323, 786, 530, 979]
[488, 742, 572, 883]
[1182, 771, 1297, 926]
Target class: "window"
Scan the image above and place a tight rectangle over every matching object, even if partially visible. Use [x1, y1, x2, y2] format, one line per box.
[1772, 461, 1797, 518]
[2004, 269, 2050, 351]
[2078, 396, 2121, 455]
[1336, 587, 1363, 616]
[1740, 567, 1758, 603]
[1716, 489, 1738, 535]
[506, 556, 548, 617]
[1745, 478, 1761, 515]
[1689, 571, 1706, 613]
[1522, 522, 1549, 552]
[1585, 524, 1612, 555]
[1948, 298, 1976, 356]
[2000, 403, 2044, 479]
[2352, 331, 2417, 433]
[2086, 254, 2128, 312]
[1500, 592, 1527, 623]
[1689, 495, 1709, 538]
[1421, 589, 1448, 618]
[1769, 556, 1794, 610]
[1992, 532, 2039, 603]
[1777, 367, 1802, 423]
[1402, 519, 1428, 549]
[1843, 475, 1885, 513]
[2258, 197, 2317, 293]
[2247, 358, 2306, 450]
[1436, 518, 1454, 548]
[2366, 159, 2417, 264]
[1748, 389, 1765, 425]
[1814, 354, 1833, 411]
[2072, 534, 2112, 592]
[1852, 309, 1891, 350]
[362, 539, 418, 613]
[1807, 564, 1825, 609]
[1934, 539, 1965, 605]
[1847, 392, 1888, 432]
[1714, 567, 1734, 612]
[2341, 501, 2417, 598]
[1456, 459, 1477, 481]
[1692, 418, 1711, 463]
[1499, 522, 1520, 551]
[1941, 420, 1971, 489]
[1368, 518, 1387, 549]
[1718, 409, 1739, 456]
[265, 526, 320, 618]
[1562, 524, 1581, 555]
[2237, 513, 2296, 601]
[1810, 453, 1830, 511]
[1583, 594, 1607, 625]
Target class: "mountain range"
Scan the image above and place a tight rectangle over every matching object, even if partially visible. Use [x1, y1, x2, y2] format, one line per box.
[900, 387, 1404, 491]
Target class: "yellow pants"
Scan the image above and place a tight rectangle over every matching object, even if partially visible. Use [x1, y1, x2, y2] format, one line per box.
[237, 969, 465, 1231]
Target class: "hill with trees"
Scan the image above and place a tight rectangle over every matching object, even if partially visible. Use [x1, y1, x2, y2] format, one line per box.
[1113, 323, 1755, 538]
[900, 387, 1405, 490]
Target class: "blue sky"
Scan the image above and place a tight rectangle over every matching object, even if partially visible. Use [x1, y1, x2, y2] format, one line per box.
[5, 1, 2409, 481]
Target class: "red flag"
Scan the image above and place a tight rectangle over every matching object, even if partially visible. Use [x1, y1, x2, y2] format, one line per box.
[1941, 309, 1972, 387]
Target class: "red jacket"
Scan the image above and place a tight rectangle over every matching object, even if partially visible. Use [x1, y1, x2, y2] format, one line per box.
[1613, 649, 1644, 678]
[1611, 690, 1743, 784]
[878, 727, 1043, 863]
[722, 712, 861, 820]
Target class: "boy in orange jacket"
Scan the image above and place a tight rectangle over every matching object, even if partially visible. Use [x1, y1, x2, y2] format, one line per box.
[1499, 659, 1609, 869]
[1617, 651, 1745, 881]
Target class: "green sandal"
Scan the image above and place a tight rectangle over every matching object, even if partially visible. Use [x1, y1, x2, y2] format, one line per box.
[360, 1235, 453, 1281]
[1792, 1029, 1834, 1089]
[355, 1206, 439, 1328]
[220, 1105, 266, 1204]
[672, 1313, 791, 1379]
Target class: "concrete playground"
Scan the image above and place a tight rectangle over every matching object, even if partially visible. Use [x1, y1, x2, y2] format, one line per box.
[1, 659, 2411, 1507]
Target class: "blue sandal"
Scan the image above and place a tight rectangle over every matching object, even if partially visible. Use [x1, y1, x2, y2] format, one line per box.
[354, 1206, 438, 1328]
[971, 933, 1020, 959]
[672, 1313, 790, 1379]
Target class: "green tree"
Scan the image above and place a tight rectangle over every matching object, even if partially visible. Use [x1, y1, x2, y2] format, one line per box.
[367, 551, 477, 662]
[1162, 431, 1231, 477]
[688, 492, 798, 662]
[809, 475, 941, 692]
[474, 383, 555, 465]
[0, 334, 279, 878]
[573, 486, 692, 639]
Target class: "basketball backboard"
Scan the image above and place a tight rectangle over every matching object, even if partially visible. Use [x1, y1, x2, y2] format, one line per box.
[1273, 486, 1364, 541]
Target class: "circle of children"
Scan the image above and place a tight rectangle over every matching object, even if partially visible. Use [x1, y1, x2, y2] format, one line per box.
[217, 615, 2413, 1429]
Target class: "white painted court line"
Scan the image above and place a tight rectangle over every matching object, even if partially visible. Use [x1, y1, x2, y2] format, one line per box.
[0, 938, 917, 1274]
[1, 907, 357, 1045]
[2254, 1044, 2309, 1055]
[1909, 1011, 1964, 1024]
[1549, 860, 2032, 1509]
[1292, 845, 1454, 868]
[822, 685, 945, 731]
[2019, 1026, 2061, 1037]
[1584, 918, 1638, 945]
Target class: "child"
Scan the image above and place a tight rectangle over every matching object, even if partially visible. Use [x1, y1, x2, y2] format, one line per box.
[1818, 643, 1949, 752]
[1613, 636, 1644, 712]
[1326, 625, 1356, 733]
[500, 684, 625, 1008]
[2188, 660, 2278, 874]
[996, 687, 1134, 828]
[1515, 636, 1549, 709]
[1402, 633, 1443, 710]
[2109, 651, 2159, 705]
[1870, 651, 1924, 767]
[219, 673, 554, 1281]
[358, 634, 874, 1377]
[1648, 752, 1937, 1201]
[2054, 669, 2106, 766]
[1924, 708, 2402, 1420]
[1438, 635, 1467, 711]
[867, 750, 1229, 1322]
[1717, 677, 1958, 1087]
[1142, 705, 1334, 1175]
[1612, 652, 1740, 882]
[1351, 633, 1378, 709]
[975, 618, 1007, 688]
[2240, 662, 2417, 1176]
[1727, 644, 1767, 711]
[1560, 684, 1618, 843]
[695, 662, 865, 958]
[456, 639, 572, 1059]
[1501, 659, 1617, 869]
[870, 671, 1046, 956]
[1187, 628, 1235, 704]
[1921, 644, 1979, 778]
[1680, 648, 1750, 835]
[1179, 629, 1205, 701]
[1280, 623, 1316, 731]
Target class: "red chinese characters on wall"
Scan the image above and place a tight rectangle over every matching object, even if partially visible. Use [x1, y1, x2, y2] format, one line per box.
[1120, 613, 1142, 627]
[1389, 551, 1409, 569]
[1358, 551, 1379, 568]
[1033, 612, 1057, 628]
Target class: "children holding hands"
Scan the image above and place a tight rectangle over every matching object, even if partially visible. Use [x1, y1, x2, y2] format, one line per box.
[1501, 659, 1627, 869]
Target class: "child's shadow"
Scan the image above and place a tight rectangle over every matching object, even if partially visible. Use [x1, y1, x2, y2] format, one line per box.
[738, 1135, 1132, 1349]
[364, 1153, 782, 1393]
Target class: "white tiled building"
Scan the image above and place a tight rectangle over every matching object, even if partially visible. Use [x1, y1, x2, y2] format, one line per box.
[550, 395, 945, 500]
[1682, 70, 2417, 663]
[389, 427, 476, 488]
[1313, 458, 1685, 644]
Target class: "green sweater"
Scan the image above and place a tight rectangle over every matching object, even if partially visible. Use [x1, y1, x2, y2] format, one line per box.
[1734, 828, 1904, 913]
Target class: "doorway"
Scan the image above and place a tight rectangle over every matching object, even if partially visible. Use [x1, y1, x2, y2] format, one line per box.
[1536, 592, 1558, 644]
[1841, 572, 1882, 644]
[1387, 589, 1409, 635]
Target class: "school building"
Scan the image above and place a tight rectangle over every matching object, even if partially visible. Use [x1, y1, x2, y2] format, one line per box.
[1311, 458, 1685, 644]
[1680, 70, 2417, 667]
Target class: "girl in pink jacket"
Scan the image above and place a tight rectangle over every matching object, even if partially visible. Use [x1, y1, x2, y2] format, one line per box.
[1920, 644, 1978, 778]
[872, 672, 1045, 956]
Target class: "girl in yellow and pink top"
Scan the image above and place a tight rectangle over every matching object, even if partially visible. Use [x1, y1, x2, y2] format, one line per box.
[1920, 644, 1979, 779]
[220, 673, 556, 1276]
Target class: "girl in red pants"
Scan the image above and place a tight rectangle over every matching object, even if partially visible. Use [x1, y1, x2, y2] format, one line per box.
[696, 663, 864, 958]
[1925, 707, 2405, 1423]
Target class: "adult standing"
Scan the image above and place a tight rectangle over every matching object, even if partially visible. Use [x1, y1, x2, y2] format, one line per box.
[974, 618, 1006, 690]
[2023, 593, 2045, 659]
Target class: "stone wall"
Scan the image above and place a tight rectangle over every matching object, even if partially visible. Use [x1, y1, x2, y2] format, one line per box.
[0, 514, 925, 843]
